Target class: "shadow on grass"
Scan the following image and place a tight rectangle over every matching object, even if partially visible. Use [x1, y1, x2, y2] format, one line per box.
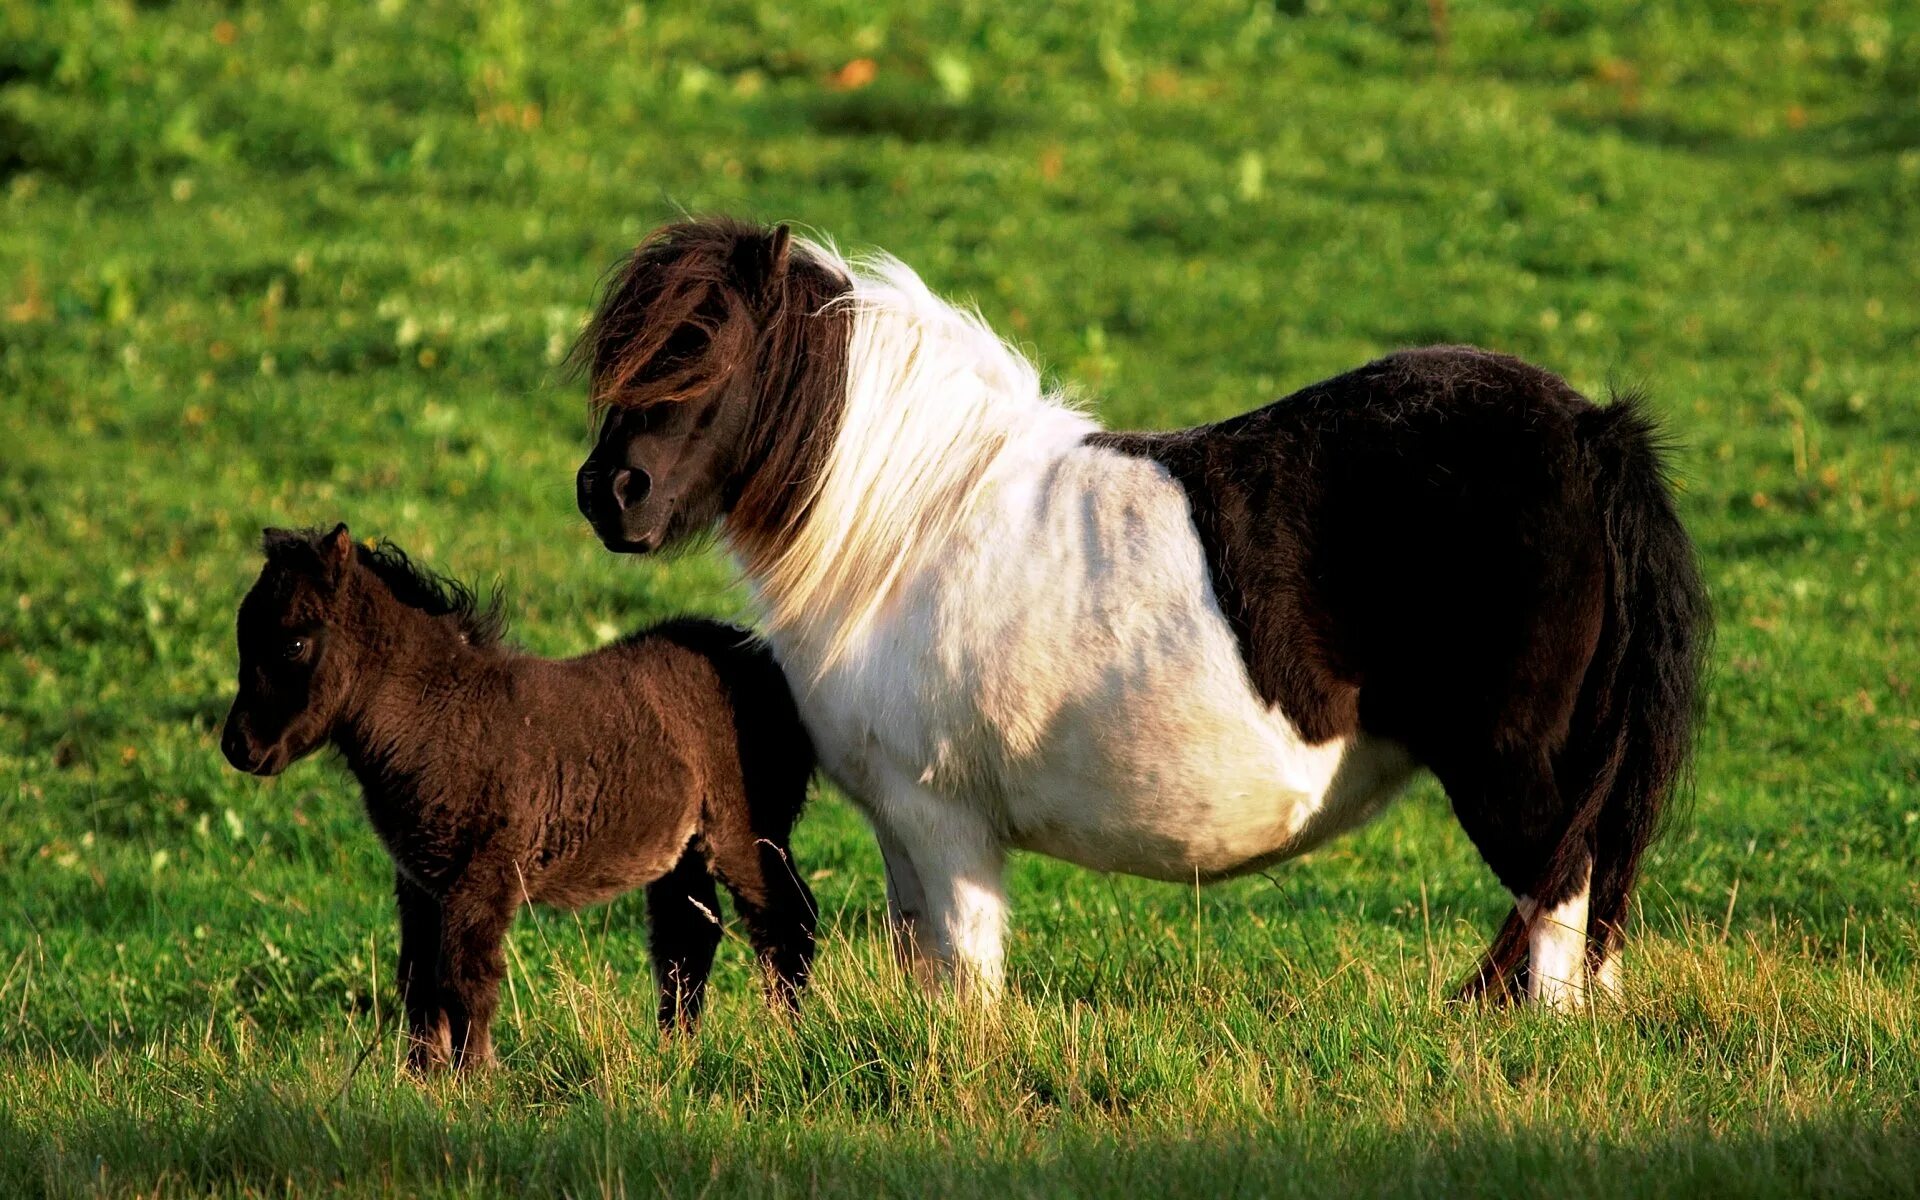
[2, 1087, 1914, 1199]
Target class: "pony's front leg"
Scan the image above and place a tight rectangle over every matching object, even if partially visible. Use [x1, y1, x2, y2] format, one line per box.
[871, 820, 936, 982]
[869, 781, 1008, 1003]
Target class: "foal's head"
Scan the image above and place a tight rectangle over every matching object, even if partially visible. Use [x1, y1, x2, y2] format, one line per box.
[573, 217, 850, 558]
[220, 524, 501, 775]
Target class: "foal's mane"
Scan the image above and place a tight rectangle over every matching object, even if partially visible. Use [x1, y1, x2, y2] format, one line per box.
[262, 527, 508, 647]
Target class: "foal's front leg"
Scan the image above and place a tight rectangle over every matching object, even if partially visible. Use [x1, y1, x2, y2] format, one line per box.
[395, 872, 452, 1072]
[437, 859, 521, 1070]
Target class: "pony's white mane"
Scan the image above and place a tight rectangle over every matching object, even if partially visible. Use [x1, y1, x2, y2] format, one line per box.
[749, 240, 1092, 671]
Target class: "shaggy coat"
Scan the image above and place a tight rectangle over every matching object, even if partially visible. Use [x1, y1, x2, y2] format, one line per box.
[221, 525, 816, 1069]
[573, 219, 1709, 1008]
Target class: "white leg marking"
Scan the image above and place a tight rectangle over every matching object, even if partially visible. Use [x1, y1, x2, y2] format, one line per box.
[1525, 859, 1592, 1010]
[869, 785, 1009, 1003]
[1592, 948, 1622, 999]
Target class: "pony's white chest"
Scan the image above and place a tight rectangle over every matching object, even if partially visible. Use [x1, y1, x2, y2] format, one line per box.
[773, 442, 1416, 882]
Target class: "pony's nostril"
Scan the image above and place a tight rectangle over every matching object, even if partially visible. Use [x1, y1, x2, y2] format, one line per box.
[221, 722, 254, 769]
[611, 468, 650, 512]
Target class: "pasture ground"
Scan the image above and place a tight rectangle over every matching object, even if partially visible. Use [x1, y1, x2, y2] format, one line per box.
[2, 1, 1917, 1195]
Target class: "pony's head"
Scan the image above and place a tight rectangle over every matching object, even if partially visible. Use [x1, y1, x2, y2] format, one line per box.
[221, 524, 501, 775]
[573, 218, 850, 559]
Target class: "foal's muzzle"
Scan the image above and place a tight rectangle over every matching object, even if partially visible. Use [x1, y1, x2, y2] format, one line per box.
[220, 711, 283, 776]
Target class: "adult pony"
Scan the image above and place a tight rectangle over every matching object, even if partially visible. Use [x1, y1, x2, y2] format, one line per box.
[572, 218, 1709, 1008]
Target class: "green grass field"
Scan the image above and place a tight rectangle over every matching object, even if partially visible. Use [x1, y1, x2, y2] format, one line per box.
[3, 1, 1918, 1194]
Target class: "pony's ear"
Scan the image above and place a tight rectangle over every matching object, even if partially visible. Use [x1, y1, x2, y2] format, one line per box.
[766, 223, 792, 279]
[731, 224, 792, 299]
[318, 523, 353, 586]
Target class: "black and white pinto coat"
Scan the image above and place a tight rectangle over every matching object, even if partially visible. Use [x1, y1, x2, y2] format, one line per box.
[576, 225, 1710, 1010]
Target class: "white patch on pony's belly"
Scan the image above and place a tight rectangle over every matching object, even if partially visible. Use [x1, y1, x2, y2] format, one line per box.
[977, 448, 1419, 881]
[1009, 732, 1415, 882]
[782, 436, 1419, 887]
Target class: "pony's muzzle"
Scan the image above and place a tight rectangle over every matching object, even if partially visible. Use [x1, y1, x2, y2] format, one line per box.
[579, 463, 664, 553]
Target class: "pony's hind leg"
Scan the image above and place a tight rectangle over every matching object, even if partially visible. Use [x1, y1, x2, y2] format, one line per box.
[1518, 855, 1593, 1009]
[1435, 746, 1595, 1008]
[645, 848, 724, 1029]
[702, 834, 818, 1012]
[1584, 790, 1645, 1001]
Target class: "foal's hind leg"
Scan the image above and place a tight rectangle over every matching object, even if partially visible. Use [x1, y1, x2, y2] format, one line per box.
[702, 834, 818, 1012]
[644, 848, 724, 1030]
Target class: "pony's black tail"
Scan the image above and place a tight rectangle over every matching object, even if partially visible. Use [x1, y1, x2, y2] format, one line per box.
[1573, 392, 1712, 971]
[1459, 392, 1710, 1001]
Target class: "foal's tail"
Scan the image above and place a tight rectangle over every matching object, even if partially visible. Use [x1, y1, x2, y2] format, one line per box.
[1462, 392, 1711, 999]
[1572, 392, 1712, 969]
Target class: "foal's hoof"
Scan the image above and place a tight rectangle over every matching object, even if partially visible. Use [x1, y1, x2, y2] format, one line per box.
[449, 1032, 500, 1072]
[405, 1023, 456, 1075]
[405, 1048, 453, 1076]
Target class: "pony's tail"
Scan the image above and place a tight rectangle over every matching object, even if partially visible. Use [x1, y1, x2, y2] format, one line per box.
[1459, 392, 1710, 1000]
[1574, 392, 1712, 975]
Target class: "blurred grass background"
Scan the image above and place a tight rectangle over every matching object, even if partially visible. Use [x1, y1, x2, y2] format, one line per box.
[1, 1, 1917, 1195]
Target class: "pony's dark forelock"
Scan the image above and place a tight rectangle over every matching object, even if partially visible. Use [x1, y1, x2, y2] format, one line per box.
[574, 217, 856, 564]
[573, 217, 773, 411]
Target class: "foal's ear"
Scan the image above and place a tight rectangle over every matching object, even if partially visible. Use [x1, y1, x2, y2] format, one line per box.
[318, 522, 353, 586]
[731, 224, 793, 298]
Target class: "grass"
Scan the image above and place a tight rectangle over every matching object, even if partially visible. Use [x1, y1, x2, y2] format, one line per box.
[2, 0, 1917, 1194]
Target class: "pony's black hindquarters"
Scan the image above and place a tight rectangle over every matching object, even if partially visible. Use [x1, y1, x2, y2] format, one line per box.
[1097, 350, 1708, 1006]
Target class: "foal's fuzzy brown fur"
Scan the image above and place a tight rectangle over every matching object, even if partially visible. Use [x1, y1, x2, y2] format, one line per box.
[220, 524, 816, 1071]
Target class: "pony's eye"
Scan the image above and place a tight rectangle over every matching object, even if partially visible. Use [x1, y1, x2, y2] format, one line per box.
[282, 637, 308, 661]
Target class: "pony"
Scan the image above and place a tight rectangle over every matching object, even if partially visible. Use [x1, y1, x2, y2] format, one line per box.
[571, 218, 1710, 1008]
[220, 523, 817, 1069]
